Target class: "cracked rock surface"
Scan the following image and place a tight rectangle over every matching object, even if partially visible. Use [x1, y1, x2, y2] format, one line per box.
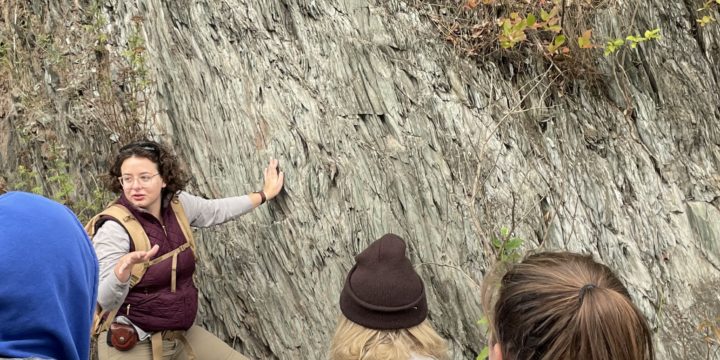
[1, 0, 719, 358]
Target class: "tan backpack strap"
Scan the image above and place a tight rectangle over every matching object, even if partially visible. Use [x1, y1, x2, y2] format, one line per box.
[147, 242, 191, 266]
[100, 308, 119, 333]
[145, 242, 192, 293]
[91, 306, 120, 336]
[170, 196, 196, 259]
[102, 205, 152, 287]
[85, 204, 152, 288]
[99, 205, 151, 251]
[84, 200, 118, 236]
[151, 332, 163, 360]
[171, 253, 178, 292]
[91, 307, 102, 335]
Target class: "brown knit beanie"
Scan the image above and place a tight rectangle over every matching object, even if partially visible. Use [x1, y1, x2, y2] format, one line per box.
[339, 233, 428, 330]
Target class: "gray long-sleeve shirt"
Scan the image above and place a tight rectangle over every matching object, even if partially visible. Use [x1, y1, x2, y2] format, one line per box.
[94, 191, 254, 311]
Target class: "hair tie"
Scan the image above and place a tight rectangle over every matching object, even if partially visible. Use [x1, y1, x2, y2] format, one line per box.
[578, 284, 596, 304]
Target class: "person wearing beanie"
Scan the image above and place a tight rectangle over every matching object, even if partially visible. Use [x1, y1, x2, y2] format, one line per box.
[330, 233, 449, 360]
[0, 192, 99, 360]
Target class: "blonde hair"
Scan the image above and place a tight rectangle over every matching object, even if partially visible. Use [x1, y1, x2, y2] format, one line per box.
[329, 315, 449, 360]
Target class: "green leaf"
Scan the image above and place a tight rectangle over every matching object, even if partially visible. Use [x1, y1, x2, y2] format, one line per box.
[477, 346, 490, 360]
[491, 237, 503, 248]
[546, 34, 566, 53]
[549, 6, 559, 19]
[578, 30, 592, 48]
[500, 227, 509, 238]
[604, 40, 623, 56]
[478, 316, 489, 325]
[506, 238, 524, 251]
[698, 16, 712, 26]
[644, 28, 661, 39]
[526, 14, 536, 27]
[540, 9, 550, 21]
[546, 25, 562, 33]
[502, 19, 511, 33]
[512, 21, 526, 33]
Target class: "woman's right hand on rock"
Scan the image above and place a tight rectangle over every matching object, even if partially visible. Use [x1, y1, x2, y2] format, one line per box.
[262, 159, 285, 200]
[114, 244, 160, 283]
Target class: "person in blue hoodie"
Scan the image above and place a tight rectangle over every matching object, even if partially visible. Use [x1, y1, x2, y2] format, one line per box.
[0, 190, 99, 360]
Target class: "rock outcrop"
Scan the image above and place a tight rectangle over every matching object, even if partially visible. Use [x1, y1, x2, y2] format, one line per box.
[1, 0, 718, 358]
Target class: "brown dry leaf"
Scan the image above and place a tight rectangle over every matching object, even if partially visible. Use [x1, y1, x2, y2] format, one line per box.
[465, 0, 479, 9]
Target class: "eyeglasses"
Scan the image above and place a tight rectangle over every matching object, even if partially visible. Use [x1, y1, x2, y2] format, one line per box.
[118, 173, 160, 188]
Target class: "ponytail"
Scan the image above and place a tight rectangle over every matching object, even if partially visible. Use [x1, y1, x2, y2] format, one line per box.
[483, 252, 655, 360]
[576, 285, 655, 360]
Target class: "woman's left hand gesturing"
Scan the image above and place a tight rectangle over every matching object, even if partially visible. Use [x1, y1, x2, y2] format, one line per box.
[262, 159, 284, 200]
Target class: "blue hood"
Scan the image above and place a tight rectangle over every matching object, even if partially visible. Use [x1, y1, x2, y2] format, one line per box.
[0, 192, 99, 360]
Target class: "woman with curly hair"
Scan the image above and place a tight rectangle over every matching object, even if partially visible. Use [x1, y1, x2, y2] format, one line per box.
[92, 140, 283, 359]
[482, 251, 655, 360]
[329, 233, 449, 360]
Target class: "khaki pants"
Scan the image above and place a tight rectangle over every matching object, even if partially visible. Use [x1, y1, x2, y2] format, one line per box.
[98, 325, 250, 360]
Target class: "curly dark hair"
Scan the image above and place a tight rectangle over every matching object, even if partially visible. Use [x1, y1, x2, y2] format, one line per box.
[105, 140, 189, 197]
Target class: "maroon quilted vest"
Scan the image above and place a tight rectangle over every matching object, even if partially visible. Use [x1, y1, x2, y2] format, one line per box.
[113, 194, 197, 331]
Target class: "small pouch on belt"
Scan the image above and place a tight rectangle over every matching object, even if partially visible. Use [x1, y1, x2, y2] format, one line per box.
[109, 322, 139, 351]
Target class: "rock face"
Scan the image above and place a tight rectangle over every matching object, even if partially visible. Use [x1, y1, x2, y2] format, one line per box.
[1, 0, 719, 359]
